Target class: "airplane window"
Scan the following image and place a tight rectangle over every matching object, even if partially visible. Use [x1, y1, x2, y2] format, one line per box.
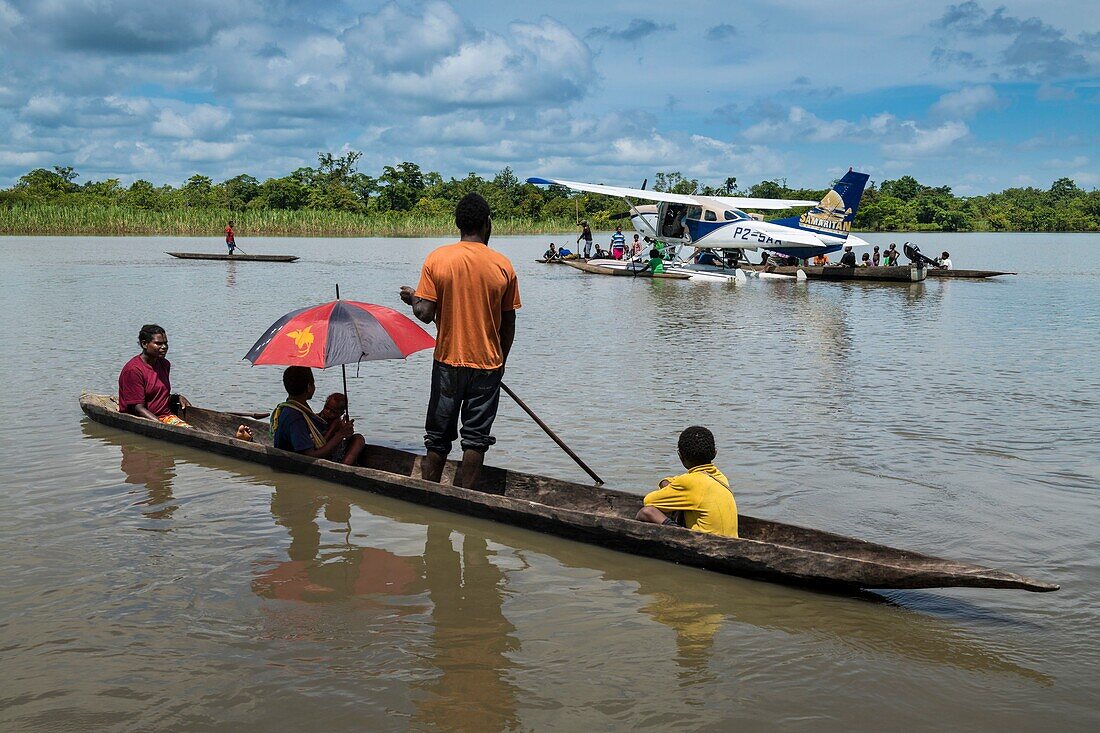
[724, 210, 737, 220]
[704, 210, 717, 221]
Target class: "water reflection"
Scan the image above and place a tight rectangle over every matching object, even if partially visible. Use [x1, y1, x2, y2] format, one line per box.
[226, 261, 237, 289]
[118, 438, 179, 520]
[255, 481, 520, 730]
[412, 525, 519, 732]
[80, 421, 1050, 687]
[515, 534, 1052, 685]
[254, 486, 421, 603]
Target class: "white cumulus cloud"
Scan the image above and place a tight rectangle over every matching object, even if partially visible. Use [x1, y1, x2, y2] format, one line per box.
[883, 120, 969, 157]
[151, 104, 233, 139]
[931, 85, 1003, 118]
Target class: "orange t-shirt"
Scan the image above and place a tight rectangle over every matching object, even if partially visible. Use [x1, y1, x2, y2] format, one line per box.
[415, 241, 521, 369]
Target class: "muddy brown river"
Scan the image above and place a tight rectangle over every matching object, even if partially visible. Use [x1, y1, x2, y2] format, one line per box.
[1, 233, 1097, 730]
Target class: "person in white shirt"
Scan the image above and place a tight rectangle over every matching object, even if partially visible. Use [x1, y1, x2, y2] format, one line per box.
[938, 251, 953, 269]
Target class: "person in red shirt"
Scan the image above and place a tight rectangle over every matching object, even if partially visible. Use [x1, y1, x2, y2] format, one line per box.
[225, 220, 236, 254]
[399, 193, 520, 489]
[118, 324, 191, 427]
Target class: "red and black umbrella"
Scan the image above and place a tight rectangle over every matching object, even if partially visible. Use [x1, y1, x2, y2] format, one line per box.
[244, 298, 434, 416]
[245, 299, 434, 368]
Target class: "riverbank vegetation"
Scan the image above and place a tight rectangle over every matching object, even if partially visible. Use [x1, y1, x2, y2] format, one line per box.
[2, 152, 1097, 236]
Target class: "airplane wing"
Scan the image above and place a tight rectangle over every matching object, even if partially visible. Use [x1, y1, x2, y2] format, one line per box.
[711, 196, 818, 210]
[527, 177, 818, 210]
[527, 177, 699, 204]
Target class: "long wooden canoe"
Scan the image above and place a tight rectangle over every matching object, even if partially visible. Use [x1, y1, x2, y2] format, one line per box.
[564, 259, 692, 279]
[760, 265, 1012, 280]
[79, 394, 1057, 594]
[166, 252, 299, 262]
[772, 264, 927, 282]
[925, 268, 1016, 279]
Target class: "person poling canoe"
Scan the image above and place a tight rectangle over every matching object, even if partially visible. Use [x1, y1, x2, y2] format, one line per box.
[225, 220, 237, 254]
[400, 193, 520, 490]
[400, 194, 601, 485]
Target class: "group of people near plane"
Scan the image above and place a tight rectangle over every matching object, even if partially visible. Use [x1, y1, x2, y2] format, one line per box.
[547, 235, 954, 272]
[117, 194, 739, 541]
[544, 225, 645, 262]
[830, 243, 953, 269]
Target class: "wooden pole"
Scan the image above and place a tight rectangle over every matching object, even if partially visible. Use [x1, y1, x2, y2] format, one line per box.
[500, 382, 604, 485]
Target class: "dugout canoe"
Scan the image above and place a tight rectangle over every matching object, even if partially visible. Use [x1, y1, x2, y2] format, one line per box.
[752, 264, 927, 282]
[79, 393, 1058, 594]
[926, 269, 1015, 279]
[166, 252, 299, 262]
[760, 265, 1012, 280]
[564, 259, 692, 280]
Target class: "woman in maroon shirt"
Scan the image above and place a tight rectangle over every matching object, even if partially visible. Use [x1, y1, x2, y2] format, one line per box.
[118, 324, 191, 426]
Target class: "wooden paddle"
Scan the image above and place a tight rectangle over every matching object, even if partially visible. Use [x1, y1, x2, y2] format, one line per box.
[228, 410, 269, 419]
[500, 382, 604, 485]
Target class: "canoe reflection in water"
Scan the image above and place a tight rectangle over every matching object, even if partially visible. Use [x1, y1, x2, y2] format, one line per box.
[251, 484, 521, 732]
[80, 422, 1052, 692]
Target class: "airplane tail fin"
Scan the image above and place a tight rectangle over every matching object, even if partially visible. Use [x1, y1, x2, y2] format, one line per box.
[768, 169, 869, 241]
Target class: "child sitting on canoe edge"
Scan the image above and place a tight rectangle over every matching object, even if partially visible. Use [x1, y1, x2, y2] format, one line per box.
[636, 426, 738, 538]
[270, 366, 365, 466]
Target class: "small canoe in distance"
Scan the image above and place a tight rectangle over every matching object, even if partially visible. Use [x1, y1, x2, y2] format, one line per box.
[166, 252, 299, 263]
[564, 259, 691, 279]
[79, 393, 1058, 594]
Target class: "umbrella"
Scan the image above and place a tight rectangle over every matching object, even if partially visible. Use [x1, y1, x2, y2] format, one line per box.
[244, 294, 435, 415]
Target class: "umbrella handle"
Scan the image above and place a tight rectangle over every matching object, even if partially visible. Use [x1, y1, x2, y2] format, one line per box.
[335, 284, 350, 420]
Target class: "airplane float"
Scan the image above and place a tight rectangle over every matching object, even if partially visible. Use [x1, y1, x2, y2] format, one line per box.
[527, 169, 871, 261]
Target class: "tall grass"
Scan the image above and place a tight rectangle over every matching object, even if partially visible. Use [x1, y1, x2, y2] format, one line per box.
[0, 203, 581, 237]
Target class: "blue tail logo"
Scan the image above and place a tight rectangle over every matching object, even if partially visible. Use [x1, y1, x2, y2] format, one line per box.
[771, 170, 869, 239]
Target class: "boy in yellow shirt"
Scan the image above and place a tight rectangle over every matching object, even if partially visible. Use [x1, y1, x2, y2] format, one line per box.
[636, 426, 738, 538]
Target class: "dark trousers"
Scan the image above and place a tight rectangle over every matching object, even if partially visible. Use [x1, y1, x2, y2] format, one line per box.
[424, 361, 503, 455]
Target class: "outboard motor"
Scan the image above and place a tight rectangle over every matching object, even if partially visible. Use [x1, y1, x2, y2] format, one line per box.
[904, 242, 937, 269]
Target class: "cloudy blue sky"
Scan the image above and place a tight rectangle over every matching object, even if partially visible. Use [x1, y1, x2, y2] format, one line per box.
[1, 0, 1097, 193]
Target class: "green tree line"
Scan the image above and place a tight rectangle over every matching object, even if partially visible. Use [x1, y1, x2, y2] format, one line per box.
[1, 153, 1098, 235]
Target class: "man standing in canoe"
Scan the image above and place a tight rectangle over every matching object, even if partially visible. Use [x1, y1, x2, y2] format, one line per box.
[118, 324, 191, 427]
[225, 220, 236, 254]
[577, 220, 593, 259]
[399, 193, 521, 489]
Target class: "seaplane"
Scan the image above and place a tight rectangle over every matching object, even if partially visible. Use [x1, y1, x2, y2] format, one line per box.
[527, 169, 872, 281]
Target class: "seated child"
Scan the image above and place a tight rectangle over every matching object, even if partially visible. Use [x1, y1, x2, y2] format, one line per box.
[271, 367, 365, 465]
[635, 426, 738, 537]
[317, 392, 348, 423]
